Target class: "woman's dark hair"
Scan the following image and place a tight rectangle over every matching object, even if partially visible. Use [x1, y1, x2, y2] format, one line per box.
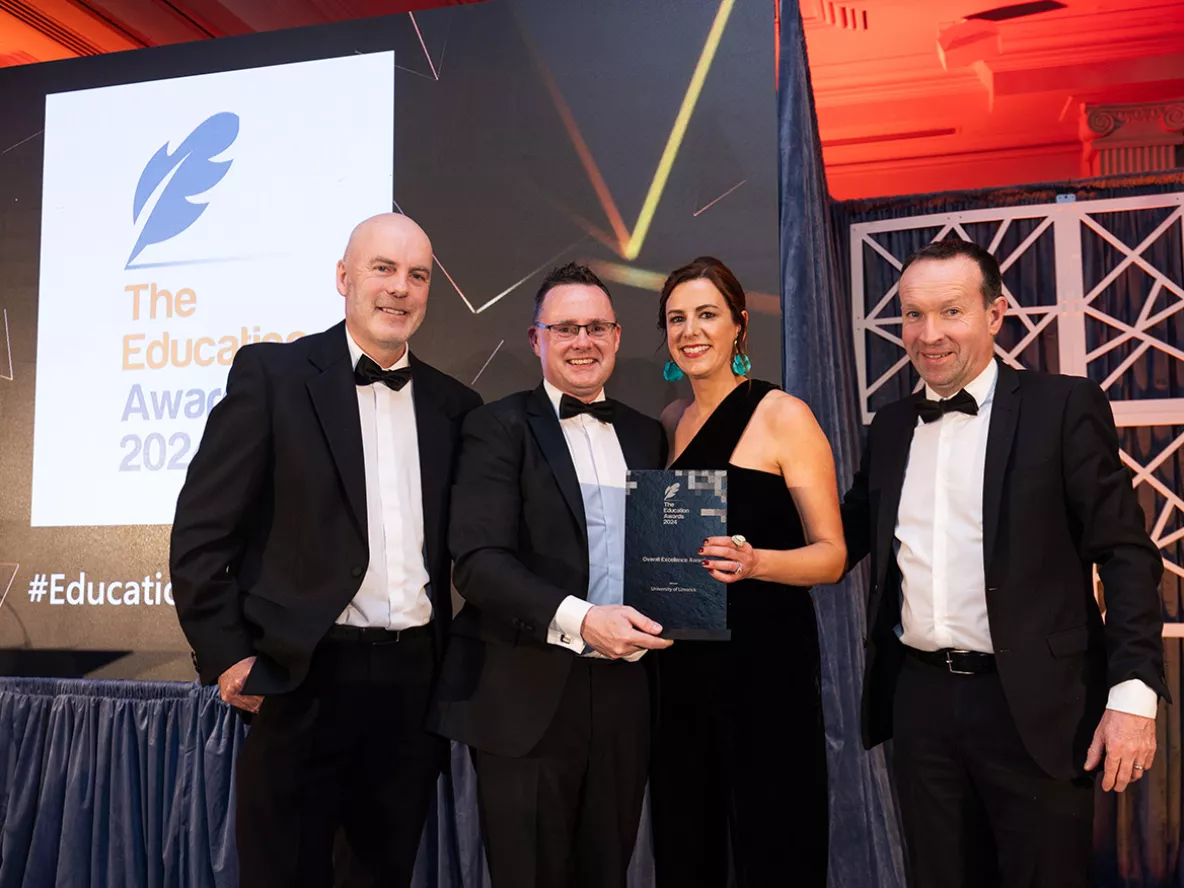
[657, 256, 748, 359]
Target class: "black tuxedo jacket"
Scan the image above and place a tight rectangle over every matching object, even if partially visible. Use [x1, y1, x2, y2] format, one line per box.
[841, 361, 1167, 780]
[428, 384, 666, 757]
[170, 321, 481, 694]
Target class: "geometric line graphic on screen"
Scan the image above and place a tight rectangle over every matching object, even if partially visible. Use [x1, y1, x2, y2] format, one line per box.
[128, 112, 239, 268]
[403, 1, 736, 316]
[532, 0, 734, 262]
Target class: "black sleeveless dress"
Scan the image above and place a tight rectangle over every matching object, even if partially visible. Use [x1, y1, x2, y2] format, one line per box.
[649, 379, 828, 888]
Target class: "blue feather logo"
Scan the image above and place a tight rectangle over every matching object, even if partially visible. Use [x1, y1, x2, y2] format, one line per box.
[127, 112, 239, 267]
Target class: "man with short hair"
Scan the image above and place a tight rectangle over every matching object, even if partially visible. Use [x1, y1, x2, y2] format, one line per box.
[430, 262, 669, 888]
[841, 238, 1168, 888]
[171, 213, 481, 887]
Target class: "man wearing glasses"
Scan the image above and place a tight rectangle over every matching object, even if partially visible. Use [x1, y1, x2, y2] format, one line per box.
[430, 263, 670, 888]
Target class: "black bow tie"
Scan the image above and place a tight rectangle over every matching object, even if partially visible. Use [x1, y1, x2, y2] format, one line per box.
[559, 393, 616, 424]
[915, 389, 978, 423]
[354, 355, 412, 392]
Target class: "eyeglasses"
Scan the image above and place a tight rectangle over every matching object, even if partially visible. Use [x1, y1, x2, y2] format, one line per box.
[534, 321, 619, 341]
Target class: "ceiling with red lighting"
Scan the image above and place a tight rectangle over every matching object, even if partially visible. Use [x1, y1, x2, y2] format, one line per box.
[2, 0, 1183, 199]
[804, 0, 1184, 197]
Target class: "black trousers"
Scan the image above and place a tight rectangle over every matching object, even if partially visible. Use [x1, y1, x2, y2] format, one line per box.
[235, 629, 446, 888]
[472, 657, 649, 888]
[893, 654, 1095, 888]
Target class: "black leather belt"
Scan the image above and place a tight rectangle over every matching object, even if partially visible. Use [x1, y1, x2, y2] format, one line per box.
[325, 624, 431, 644]
[906, 646, 996, 675]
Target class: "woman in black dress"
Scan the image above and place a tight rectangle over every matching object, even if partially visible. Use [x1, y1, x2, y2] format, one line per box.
[649, 256, 846, 888]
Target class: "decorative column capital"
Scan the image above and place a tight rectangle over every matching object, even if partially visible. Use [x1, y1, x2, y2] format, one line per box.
[1083, 100, 1184, 141]
[1080, 100, 1184, 176]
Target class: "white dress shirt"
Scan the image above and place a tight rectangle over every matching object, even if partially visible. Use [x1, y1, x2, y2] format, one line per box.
[895, 359, 1155, 718]
[539, 380, 638, 659]
[336, 328, 433, 629]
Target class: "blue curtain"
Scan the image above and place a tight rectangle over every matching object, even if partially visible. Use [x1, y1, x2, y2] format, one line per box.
[777, 3, 906, 888]
[831, 173, 1184, 888]
[0, 679, 244, 888]
[0, 679, 663, 888]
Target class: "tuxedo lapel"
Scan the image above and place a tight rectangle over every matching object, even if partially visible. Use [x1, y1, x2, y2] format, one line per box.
[306, 323, 367, 536]
[875, 400, 919, 591]
[613, 408, 650, 471]
[982, 360, 1020, 576]
[410, 354, 452, 590]
[525, 384, 587, 538]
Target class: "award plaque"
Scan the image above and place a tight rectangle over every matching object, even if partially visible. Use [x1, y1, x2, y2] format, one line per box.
[624, 469, 729, 640]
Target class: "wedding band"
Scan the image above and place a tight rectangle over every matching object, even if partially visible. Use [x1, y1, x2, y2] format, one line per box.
[733, 562, 743, 575]
[731, 534, 747, 548]
[1133, 765, 1145, 770]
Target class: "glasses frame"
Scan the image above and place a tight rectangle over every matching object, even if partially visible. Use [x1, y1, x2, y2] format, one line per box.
[533, 321, 620, 340]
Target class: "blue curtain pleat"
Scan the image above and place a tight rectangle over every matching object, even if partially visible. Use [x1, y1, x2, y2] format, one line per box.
[0, 681, 246, 888]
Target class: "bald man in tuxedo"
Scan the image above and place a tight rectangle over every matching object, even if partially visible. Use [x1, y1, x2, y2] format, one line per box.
[171, 214, 481, 887]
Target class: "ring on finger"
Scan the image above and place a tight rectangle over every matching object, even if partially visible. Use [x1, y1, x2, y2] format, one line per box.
[733, 561, 743, 575]
[731, 534, 747, 549]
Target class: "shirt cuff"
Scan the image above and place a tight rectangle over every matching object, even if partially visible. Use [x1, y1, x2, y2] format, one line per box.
[1106, 679, 1159, 719]
[547, 596, 592, 654]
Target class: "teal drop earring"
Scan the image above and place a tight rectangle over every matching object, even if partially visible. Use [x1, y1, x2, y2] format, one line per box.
[732, 353, 751, 376]
[663, 360, 685, 382]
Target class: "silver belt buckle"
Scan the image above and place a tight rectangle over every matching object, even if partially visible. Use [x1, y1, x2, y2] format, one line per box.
[375, 628, 402, 645]
[945, 649, 974, 675]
